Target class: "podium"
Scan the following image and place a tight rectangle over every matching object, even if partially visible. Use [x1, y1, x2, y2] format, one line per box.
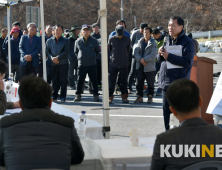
[190, 56, 217, 124]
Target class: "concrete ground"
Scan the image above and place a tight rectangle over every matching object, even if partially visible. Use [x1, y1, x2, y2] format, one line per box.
[57, 53, 222, 139]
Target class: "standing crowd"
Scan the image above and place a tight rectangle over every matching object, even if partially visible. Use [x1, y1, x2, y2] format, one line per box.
[0, 16, 199, 131]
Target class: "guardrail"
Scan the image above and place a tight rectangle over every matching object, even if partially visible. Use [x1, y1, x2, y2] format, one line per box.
[192, 30, 222, 39]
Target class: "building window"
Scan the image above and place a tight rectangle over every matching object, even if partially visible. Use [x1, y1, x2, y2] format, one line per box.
[26, 6, 40, 29]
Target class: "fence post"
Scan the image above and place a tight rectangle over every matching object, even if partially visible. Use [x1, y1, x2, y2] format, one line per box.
[208, 31, 211, 39]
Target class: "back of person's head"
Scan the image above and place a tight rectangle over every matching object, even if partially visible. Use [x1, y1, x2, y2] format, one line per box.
[166, 79, 200, 114]
[0, 59, 7, 76]
[188, 33, 193, 39]
[19, 74, 52, 109]
[152, 28, 160, 35]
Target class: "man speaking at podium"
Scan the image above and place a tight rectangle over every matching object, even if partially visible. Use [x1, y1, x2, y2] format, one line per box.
[157, 16, 195, 130]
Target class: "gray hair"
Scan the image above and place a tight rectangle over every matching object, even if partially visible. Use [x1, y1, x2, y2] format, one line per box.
[27, 22, 37, 28]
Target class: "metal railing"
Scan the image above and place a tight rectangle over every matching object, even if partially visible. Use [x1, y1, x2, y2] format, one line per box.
[192, 30, 222, 39]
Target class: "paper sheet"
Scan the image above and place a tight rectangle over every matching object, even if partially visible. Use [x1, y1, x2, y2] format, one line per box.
[206, 70, 222, 115]
[166, 45, 183, 69]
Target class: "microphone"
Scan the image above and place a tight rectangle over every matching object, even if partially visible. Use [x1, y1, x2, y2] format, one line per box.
[162, 36, 169, 52]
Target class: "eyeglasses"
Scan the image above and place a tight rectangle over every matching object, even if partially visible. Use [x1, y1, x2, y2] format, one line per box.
[29, 25, 36, 28]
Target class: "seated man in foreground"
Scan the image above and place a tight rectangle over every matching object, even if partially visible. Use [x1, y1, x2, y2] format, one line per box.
[0, 74, 84, 170]
[151, 79, 222, 170]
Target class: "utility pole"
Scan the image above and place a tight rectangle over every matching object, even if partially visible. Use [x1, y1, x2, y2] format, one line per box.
[120, 0, 123, 20]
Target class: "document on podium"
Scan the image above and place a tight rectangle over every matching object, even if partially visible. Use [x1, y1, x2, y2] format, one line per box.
[166, 45, 183, 69]
[207, 70, 222, 115]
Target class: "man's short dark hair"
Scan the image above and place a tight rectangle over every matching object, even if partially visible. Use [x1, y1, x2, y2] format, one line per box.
[170, 16, 184, 29]
[116, 19, 126, 28]
[0, 59, 7, 75]
[166, 79, 199, 113]
[144, 27, 152, 34]
[55, 24, 63, 30]
[152, 28, 160, 35]
[19, 74, 53, 109]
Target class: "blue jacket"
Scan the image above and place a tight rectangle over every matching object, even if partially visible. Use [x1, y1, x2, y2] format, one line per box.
[157, 30, 195, 91]
[19, 35, 41, 67]
[3, 37, 21, 65]
[109, 30, 130, 38]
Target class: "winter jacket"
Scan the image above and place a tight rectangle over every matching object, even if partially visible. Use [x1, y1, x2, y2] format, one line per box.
[91, 33, 102, 60]
[68, 37, 78, 63]
[0, 108, 84, 170]
[131, 29, 143, 49]
[3, 37, 21, 65]
[108, 35, 131, 68]
[19, 34, 41, 67]
[46, 36, 70, 66]
[134, 37, 158, 72]
[74, 36, 100, 67]
[157, 30, 195, 91]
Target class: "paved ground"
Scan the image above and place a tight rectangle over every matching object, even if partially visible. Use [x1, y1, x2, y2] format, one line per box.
[57, 53, 222, 139]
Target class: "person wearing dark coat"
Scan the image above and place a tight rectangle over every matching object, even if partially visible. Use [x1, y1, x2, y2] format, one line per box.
[151, 79, 222, 170]
[3, 22, 23, 51]
[19, 22, 41, 79]
[46, 25, 70, 103]
[158, 16, 195, 131]
[74, 25, 100, 102]
[68, 25, 80, 90]
[0, 28, 7, 63]
[91, 23, 102, 89]
[3, 27, 21, 82]
[108, 25, 131, 104]
[38, 25, 53, 84]
[0, 74, 84, 170]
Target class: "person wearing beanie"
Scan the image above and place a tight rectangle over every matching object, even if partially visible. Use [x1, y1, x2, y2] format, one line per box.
[108, 25, 131, 104]
[127, 23, 148, 94]
[3, 27, 21, 82]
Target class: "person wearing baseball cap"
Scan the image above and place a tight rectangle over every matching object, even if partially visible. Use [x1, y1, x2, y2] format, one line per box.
[74, 24, 100, 102]
[3, 27, 21, 82]
[109, 19, 130, 38]
[2, 21, 23, 56]
[108, 25, 131, 104]
[68, 25, 81, 90]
